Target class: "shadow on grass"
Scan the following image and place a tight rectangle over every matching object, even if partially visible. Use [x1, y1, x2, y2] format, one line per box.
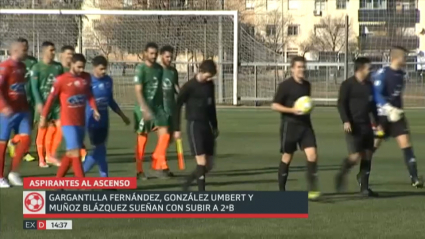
[136, 179, 287, 190]
[317, 190, 425, 204]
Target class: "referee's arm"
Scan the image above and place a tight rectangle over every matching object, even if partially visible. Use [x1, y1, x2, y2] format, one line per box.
[337, 81, 350, 123]
[208, 83, 218, 130]
[369, 82, 379, 125]
[173, 81, 191, 131]
[271, 83, 293, 113]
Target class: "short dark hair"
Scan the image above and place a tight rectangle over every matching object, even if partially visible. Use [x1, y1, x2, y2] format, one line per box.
[41, 41, 55, 48]
[61, 45, 74, 53]
[92, 55, 108, 67]
[354, 57, 371, 72]
[160, 45, 174, 55]
[199, 59, 217, 75]
[71, 53, 86, 64]
[16, 37, 28, 45]
[144, 42, 158, 51]
[290, 56, 306, 68]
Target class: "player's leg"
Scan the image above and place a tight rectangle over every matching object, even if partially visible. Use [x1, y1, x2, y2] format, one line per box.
[57, 126, 84, 178]
[84, 127, 108, 177]
[8, 112, 32, 186]
[335, 132, 362, 192]
[392, 119, 423, 187]
[151, 111, 170, 178]
[22, 107, 36, 162]
[45, 121, 59, 166]
[0, 113, 14, 188]
[36, 123, 48, 167]
[162, 115, 175, 177]
[134, 110, 148, 180]
[50, 120, 63, 163]
[183, 121, 210, 191]
[278, 122, 297, 191]
[300, 127, 320, 200]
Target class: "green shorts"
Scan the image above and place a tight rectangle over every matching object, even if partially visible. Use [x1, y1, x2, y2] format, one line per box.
[48, 104, 60, 121]
[133, 107, 168, 134]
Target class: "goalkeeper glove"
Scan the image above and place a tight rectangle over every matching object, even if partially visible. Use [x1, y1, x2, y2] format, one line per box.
[382, 104, 404, 122]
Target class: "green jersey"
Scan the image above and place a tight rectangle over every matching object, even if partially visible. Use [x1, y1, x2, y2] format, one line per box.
[30, 61, 64, 105]
[63, 66, 70, 72]
[22, 56, 38, 105]
[162, 66, 179, 115]
[133, 62, 164, 109]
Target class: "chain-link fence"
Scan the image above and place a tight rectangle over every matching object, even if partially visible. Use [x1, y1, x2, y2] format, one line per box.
[1, 0, 424, 107]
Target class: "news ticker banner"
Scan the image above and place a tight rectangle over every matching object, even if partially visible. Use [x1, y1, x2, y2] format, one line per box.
[23, 177, 137, 190]
[23, 191, 308, 218]
[23, 220, 72, 230]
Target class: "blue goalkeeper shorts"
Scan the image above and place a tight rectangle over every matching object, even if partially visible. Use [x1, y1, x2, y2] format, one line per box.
[88, 127, 108, 146]
[62, 126, 85, 150]
[0, 112, 32, 141]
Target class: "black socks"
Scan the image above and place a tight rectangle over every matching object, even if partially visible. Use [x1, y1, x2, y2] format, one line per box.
[278, 161, 289, 191]
[403, 147, 418, 180]
[306, 161, 318, 191]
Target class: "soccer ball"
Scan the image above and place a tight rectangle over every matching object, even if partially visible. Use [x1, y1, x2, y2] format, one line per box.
[25, 194, 43, 211]
[294, 96, 313, 114]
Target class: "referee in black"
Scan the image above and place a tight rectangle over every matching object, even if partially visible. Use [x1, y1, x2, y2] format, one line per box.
[173, 59, 218, 191]
[271, 56, 320, 201]
[335, 57, 379, 197]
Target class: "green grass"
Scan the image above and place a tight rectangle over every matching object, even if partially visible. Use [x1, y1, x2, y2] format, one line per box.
[2, 108, 425, 238]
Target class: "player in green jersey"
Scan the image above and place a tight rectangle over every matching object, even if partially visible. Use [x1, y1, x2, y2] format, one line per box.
[159, 45, 180, 177]
[134, 42, 169, 180]
[60, 45, 74, 72]
[30, 42, 63, 168]
[7, 38, 37, 162]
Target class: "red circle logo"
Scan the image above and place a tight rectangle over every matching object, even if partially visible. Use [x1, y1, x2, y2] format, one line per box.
[24, 192, 45, 212]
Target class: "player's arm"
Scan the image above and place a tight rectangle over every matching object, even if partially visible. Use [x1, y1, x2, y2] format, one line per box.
[208, 82, 218, 132]
[174, 69, 180, 94]
[271, 83, 295, 113]
[85, 77, 98, 114]
[0, 65, 10, 112]
[372, 71, 388, 108]
[337, 81, 350, 123]
[173, 80, 192, 132]
[30, 64, 43, 110]
[134, 67, 152, 114]
[41, 79, 60, 125]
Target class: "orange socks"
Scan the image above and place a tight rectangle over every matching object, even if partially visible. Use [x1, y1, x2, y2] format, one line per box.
[153, 134, 170, 170]
[45, 126, 56, 159]
[136, 134, 148, 173]
[50, 126, 62, 158]
[36, 128, 47, 164]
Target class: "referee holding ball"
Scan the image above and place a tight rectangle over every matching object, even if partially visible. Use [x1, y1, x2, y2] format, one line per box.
[271, 56, 320, 201]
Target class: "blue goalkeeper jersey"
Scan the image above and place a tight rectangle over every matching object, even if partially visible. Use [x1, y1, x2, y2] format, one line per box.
[86, 74, 120, 129]
[372, 66, 405, 115]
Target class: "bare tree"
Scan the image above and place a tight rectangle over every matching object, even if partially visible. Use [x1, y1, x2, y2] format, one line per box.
[257, 11, 292, 54]
[297, 39, 315, 57]
[91, 20, 118, 60]
[308, 15, 355, 53]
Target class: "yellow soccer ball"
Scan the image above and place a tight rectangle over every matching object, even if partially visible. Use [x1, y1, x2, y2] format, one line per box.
[294, 96, 313, 114]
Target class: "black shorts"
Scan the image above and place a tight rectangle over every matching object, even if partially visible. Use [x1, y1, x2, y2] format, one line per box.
[378, 116, 409, 139]
[280, 121, 316, 154]
[345, 124, 374, 154]
[187, 120, 215, 156]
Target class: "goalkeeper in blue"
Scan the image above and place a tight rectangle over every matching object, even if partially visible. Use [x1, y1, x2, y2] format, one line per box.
[83, 56, 130, 177]
[363, 46, 423, 188]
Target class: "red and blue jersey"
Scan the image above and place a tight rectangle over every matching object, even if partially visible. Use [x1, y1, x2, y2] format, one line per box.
[42, 72, 97, 126]
[0, 59, 29, 112]
[85, 74, 120, 129]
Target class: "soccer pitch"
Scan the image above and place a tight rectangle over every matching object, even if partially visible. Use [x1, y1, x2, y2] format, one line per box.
[2, 108, 425, 238]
